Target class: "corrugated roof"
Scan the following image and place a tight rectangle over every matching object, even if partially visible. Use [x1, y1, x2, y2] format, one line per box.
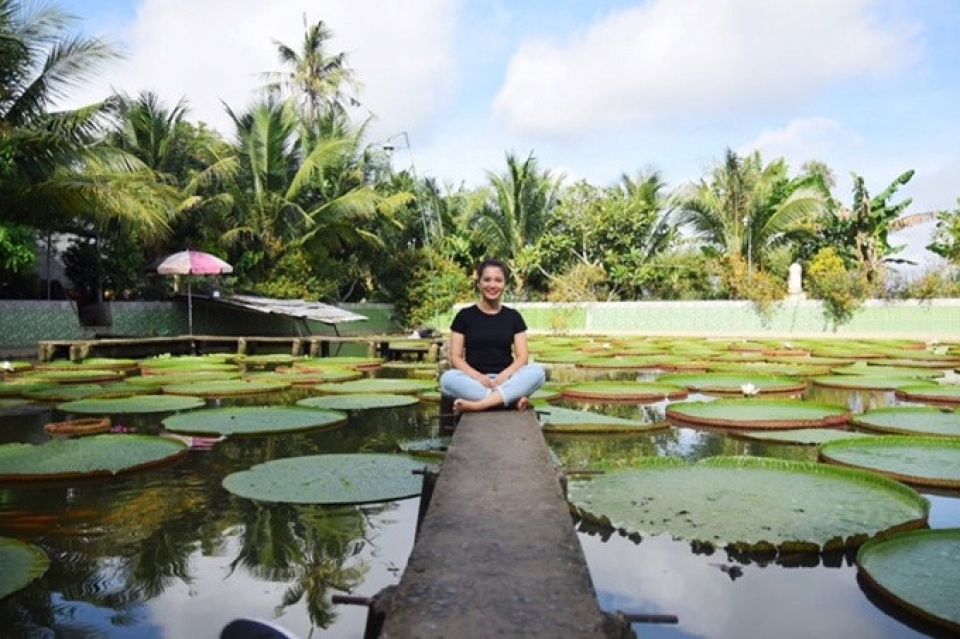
[219, 294, 368, 325]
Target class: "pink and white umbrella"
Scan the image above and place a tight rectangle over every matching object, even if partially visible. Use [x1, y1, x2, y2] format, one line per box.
[155, 250, 233, 334]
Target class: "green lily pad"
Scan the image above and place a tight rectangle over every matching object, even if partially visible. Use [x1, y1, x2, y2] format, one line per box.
[0, 537, 49, 598]
[222, 453, 424, 504]
[665, 399, 851, 430]
[31, 369, 124, 384]
[161, 379, 291, 397]
[0, 435, 188, 481]
[656, 373, 806, 395]
[0, 381, 56, 398]
[538, 406, 668, 434]
[831, 363, 944, 379]
[567, 456, 928, 552]
[575, 356, 674, 370]
[856, 528, 960, 633]
[732, 428, 874, 446]
[705, 361, 833, 378]
[811, 376, 936, 391]
[244, 368, 363, 384]
[297, 394, 419, 411]
[895, 385, 960, 404]
[21, 384, 105, 402]
[560, 381, 688, 402]
[234, 354, 296, 366]
[163, 406, 346, 436]
[85, 383, 156, 399]
[125, 371, 241, 386]
[58, 395, 205, 414]
[138, 359, 237, 374]
[295, 356, 383, 371]
[36, 358, 138, 372]
[819, 436, 960, 489]
[417, 390, 442, 403]
[313, 378, 435, 395]
[852, 406, 960, 438]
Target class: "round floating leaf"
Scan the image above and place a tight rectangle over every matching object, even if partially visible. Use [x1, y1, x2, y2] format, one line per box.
[812, 376, 935, 391]
[831, 363, 944, 379]
[895, 385, 960, 404]
[222, 453, 424, 504]
[313, 378, 435, 395]
[161, 379, 291, 397]
[666, 399, 850, 430]
[732, 429, 874, 446]
[22, 384, 104, 402]
[31, 369, 124, 384]
[0, 537, 49, 598]
[567, 456, 928, 552]
[656, 373, 806, 395]
[0, 435, 188, 481]
[85, 383, 155, 399]
[856, 528, 960, 633]
[244, 368, 362, 385]
[575, 356, 674, 370]
[417, 390, 441, 403]
[820, 436, 960, 489]
[853, 406, 960, 438]
[36, 358, 138, 372]
[234, 354, 295, 366]
[297, 394, 419, 411]
[58, 394, 205, 414]
[295, 356, 383, 371]
[0, 381, 56, 398]
[163, 406, 346, 436]
[705, 361, 833, 378]
[539, 406, 668, 434]
[125, 371, 241, 386]
[560, 381, 688, 402]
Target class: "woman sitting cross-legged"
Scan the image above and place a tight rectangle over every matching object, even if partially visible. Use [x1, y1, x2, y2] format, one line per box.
[439, 258, 545, 413]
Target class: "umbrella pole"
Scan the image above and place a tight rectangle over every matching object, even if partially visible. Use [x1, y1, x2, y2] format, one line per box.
[187, 278, 194, 335]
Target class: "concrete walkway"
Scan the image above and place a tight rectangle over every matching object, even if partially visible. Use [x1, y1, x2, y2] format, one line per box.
[378, 409, 633, 638]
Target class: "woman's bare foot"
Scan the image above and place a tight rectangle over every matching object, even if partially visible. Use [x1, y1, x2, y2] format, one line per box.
[453, 398, 484, 413]
[516, 396, 530, 411]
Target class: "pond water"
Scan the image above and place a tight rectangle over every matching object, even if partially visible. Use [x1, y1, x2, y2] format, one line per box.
[1, 360, 958, 638]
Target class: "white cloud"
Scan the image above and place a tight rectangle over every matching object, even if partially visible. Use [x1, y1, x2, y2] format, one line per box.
[492, 0, 921, 137]
[63, 0, 459, 140]
[740, 117, 863, 170]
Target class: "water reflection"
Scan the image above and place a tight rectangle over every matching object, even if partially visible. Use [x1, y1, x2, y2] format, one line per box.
[0, 359, 958, 638]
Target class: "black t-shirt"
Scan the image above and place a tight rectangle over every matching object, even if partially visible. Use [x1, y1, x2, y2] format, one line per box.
[450, 304, 527, 374]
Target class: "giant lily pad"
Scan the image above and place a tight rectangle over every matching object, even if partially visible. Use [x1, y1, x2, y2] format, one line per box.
[732, 429, 873, 446]
[58, 394, 205, 414]
[0, 537, 49, 598]
[0, 435, 188, 481]
[895, 385, 960, 404]
[125, 371, 241, 386]
[296, 356, 383, 371]
[538, 406, 668, 434]
[665, 399, 850, 430]
[656, 373, 806, 395]
[856, 528, 960, 633]
[831, 363, 944, 379]
[575, 356, 674, 370]
[36, 358, 138, 372]
[560, 381, 688, 402]
[0, 381, 55, 398]
[22, 384, 105, 402]
[567, 456, 928, 552]
[30, 369, 124, 384]
[244, 368, 363, 385]
[852, 406, 960, 438]
[222, 453, 424, 504]
[161, 379, 291, 397]
[297, 394, 419, 411]
[313, 378, 435, 395]
[163, 406, 346, 436]
[819, 436, 960, 489]
[812, 376, 936, 391]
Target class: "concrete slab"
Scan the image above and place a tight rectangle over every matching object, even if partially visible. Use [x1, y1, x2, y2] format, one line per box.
[379, 409, 633, 638]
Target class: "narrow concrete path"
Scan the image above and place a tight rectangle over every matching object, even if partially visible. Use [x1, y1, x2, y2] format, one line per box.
[379, 409, 633, 638]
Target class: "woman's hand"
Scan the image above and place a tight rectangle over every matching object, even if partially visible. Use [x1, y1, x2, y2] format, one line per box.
[492, 371, 512, 387]
[476, 374, 495, 388]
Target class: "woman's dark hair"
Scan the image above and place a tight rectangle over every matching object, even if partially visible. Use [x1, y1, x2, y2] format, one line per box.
[476, 258, 508, 281]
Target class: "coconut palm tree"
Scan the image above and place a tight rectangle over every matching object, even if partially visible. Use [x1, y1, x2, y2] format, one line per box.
[679, 149, 826, 273]
[0, 0, 176, 238]
[471, 152, 563, 295]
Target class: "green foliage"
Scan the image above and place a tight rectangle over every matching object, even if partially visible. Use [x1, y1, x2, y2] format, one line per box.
[250, 247, 337, 301]
[720, 254, 785, 326]
[928, 198, 960, 264]
[0, 223, 36, 293]
[806, 247, 869, 331]
[394, 249, 472, 328]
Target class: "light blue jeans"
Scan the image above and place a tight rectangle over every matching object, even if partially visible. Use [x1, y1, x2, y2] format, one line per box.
[440, 364, 546, 406]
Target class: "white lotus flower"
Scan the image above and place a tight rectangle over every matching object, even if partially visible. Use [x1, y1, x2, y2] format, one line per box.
[740, 383, 759, 396]
[0, 361, 13, 372]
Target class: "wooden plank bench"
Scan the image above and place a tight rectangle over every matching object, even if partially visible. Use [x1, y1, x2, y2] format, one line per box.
[376, 409, 634, 638]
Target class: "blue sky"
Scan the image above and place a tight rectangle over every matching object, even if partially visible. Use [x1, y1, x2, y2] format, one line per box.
[55, 0, 960, 271]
